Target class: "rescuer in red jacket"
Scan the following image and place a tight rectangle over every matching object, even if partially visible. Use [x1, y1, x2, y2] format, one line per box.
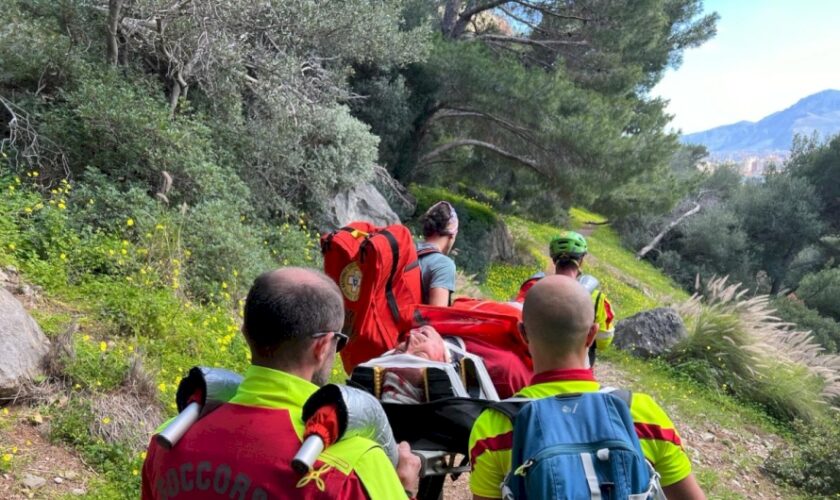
[142, 267, 421, 499]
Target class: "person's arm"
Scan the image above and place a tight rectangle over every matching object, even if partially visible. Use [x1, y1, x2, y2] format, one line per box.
[352, 441, 420, 499]
[396, 442, 421, 498]
[662, 473, 706, 500]
[427, 287, 451, 307]
[426, 257, 456, 306]
[593, 292, 615, 350]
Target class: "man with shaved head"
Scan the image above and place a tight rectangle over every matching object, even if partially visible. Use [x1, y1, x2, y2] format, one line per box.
[469, 276, 706, 500]
[143, 267, 421, 499]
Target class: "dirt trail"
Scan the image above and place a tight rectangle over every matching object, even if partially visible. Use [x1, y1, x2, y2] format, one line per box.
[0, 406, 94, 499]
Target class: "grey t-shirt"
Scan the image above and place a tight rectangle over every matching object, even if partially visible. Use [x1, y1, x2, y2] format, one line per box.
[416, 241, 457, 304]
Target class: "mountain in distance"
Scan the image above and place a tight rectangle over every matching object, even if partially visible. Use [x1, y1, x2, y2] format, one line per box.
[682, 89, 840, 159]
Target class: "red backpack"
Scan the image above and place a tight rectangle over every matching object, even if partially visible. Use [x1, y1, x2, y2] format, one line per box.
[412, 299, 533, 372]
[321, 222, 422, 373]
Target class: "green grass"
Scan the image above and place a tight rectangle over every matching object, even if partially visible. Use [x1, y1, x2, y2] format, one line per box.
[502, 214, 688, 316]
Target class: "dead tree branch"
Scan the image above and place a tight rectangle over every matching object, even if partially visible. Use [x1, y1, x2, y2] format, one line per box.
[636, 203, 701, 260]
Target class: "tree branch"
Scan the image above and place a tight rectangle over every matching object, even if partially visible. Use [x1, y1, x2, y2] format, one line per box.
[512, 0, 589, 22]
[636, 203, 701, 260]
[432, 107, 537, 144]
[418, 139, 543, 175]
[106, 0, 125, 65]
[451, 0, 509, 38]
[476, 34, 588, 48]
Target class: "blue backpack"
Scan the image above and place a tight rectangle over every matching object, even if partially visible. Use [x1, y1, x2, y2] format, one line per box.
[495, 390, 660, 500]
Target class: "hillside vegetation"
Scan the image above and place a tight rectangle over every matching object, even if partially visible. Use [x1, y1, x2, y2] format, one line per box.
[2, 178, 838, 498]
[4, 1, 840, 498]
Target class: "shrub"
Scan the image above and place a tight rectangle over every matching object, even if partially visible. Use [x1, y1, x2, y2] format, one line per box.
[63, 333, 131, 391]
[672, 277, 840, 424]
[772, 297, 840, 353]
[180, 200, 274, 301]
[798, 267, 840, 322]
[765, 415, 840, 495]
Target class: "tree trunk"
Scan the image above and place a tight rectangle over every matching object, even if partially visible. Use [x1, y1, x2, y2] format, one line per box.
[636, 203, 701, 260]
[442, 0, 462, 38]
[106, 0, 124, 66]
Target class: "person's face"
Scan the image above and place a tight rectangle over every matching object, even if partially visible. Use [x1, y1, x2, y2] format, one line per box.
[393, 326, 447, 362]
[310, 332, 346, 387]
[443, 233, 457, 255]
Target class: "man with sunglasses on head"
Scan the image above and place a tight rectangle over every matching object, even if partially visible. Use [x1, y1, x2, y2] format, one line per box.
[142, 267, 421, 499]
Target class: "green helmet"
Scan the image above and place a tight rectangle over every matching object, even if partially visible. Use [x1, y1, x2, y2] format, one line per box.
[549, 231, 588, 262]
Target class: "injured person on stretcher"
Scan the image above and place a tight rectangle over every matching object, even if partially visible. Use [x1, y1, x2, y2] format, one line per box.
[355, 324, 532, 402]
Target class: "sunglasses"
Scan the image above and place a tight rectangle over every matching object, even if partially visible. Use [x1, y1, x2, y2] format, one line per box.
[311, 331, 349, 352]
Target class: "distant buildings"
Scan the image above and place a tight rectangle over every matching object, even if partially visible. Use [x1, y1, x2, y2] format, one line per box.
[701, 151, 789, 179]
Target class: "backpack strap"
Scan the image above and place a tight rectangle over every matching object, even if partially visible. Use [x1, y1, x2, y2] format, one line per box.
[416, 246, 441, 258]
[492, 398, 532, 421]
[495, 389, 632, 422]
[600, 386, 633, 407]
[379, 229, 402, 323]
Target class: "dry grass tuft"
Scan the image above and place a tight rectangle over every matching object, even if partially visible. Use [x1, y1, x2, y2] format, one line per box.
[90, 390, 162, 448]
[674, 276, 840, 422]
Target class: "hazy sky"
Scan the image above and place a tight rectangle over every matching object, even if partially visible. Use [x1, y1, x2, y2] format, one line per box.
[652, 0, 840, 134]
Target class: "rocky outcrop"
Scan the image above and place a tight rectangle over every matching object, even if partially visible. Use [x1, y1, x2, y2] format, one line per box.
[0, 288, 50, 397]
[324, 182, 400, 230]
[371, 165, 416, 220]
[481, 219, 516, 263]
[613, 307, 687, 358]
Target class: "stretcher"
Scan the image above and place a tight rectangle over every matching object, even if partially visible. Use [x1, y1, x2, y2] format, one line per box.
[348, 345, 503, 500]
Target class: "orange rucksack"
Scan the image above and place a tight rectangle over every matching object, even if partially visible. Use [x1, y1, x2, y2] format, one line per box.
[321, 222, 422, 373]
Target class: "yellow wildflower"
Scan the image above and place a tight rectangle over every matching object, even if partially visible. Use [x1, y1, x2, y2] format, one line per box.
[99, 341, 107, 352]
[126, 218, 135, 227]
[101, 417, 111, 425]
[2, 454, 11, 463]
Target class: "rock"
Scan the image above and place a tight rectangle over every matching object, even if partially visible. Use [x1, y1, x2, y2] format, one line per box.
[371, 166, 416, 220]
[71, 488, 87, 496]
[0, 288, 50, 397]
[480, 219, 516, 264]
[324, 182, 400, 230]
[701, 432, 716, 442]
[53, 477, 64, 484]
[22, 474, 46, 489]
[613, 307, 687, 358]
[62, 470, 79, 480]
